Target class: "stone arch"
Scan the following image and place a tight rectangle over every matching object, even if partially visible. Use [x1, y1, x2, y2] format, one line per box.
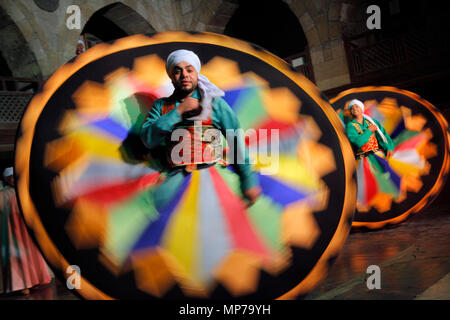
[0, 0, 83, 79]
[287, 0, 345, 51]
[202, 0, 239, 34]
[185, 0, 351, 90]
[82, 2, 156, 47]
[0, 4, 42, 79]
[187, 1, 313, 80]
[286, 0, 351, 90]
[0, 0, 169, 78]
[187, 0, 346, 55]
[81, 2, 156, 46]
[177, 0, 228, 32]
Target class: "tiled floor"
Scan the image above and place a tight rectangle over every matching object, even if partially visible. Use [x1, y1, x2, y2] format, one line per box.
[0, 278, 79, 300]
[1, 201, 449, 300]
[307, 201, 450, 300]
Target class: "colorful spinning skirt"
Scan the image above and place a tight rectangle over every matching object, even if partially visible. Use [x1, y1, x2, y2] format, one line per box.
[331, 86, 449, 229]
[0, 187, 52, 294]
[15, 32, 356, 299]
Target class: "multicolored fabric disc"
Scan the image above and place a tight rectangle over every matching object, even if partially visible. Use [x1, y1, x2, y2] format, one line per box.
[331, 86, 449, 229]
[15, 32, 355, 299]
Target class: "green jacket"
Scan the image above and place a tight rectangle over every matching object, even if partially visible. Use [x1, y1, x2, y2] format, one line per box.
[345, 118, 395, 153]
[140, 89, 258, 193]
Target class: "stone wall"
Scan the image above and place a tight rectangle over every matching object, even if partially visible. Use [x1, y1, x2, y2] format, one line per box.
[0, 0, 181, 78]
[286, 0, 351, 90]
[0, 0, 356, 91]
[0, 3, 41, 78]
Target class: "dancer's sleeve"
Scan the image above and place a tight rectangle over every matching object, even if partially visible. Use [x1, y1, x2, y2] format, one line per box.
[140, 99, 183, 148]
[212, 98, 259, 193]
[345, 122, 373, 148]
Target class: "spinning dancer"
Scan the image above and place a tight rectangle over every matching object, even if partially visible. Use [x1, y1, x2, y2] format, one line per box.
[140, 49, 261, 206]
[0, 167, 52, 295]
[345, 99, 395, 159]
[345, 99, 398, 209]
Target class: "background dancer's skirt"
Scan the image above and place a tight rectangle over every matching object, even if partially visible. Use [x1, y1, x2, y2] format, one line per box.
[331, 86, 449, 229]
[0, 188, 52, 294]
[355, 151, 402, 210]
[15, 32, 356, 299]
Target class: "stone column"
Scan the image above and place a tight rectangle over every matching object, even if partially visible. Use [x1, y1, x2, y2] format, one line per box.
[289, 0, 351, 91]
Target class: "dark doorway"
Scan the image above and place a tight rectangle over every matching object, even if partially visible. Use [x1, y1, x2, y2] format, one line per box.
[224, 0, 307, 59]
[82, 2, 156, 47]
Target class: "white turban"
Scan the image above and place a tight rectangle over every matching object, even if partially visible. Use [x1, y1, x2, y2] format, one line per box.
[348, 99, 388, 144]
[3, 167, 13, 178]
[166, 49, 224, 120]
[348, 99, 365, 112]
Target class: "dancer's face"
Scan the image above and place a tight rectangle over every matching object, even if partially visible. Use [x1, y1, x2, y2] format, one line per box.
[350, 104, 363, 118]
[170, 61, 199, 94]
[5, 175, 14, 187]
